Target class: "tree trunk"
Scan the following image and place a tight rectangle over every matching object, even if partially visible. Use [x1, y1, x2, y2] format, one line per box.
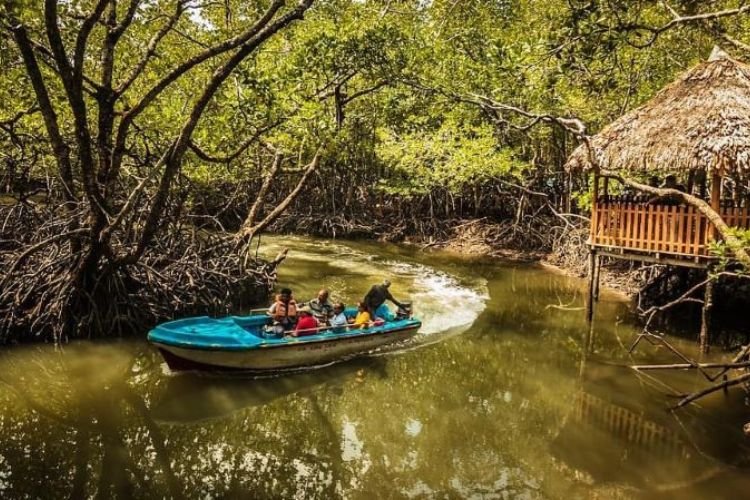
[237, 149, 322, 243]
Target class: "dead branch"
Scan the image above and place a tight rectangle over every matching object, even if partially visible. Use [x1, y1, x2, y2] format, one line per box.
[632, 361, 750, 371]
[672, 372, 750, 410]
[638, 277, 709, 331]
[237, 147, 323, 242]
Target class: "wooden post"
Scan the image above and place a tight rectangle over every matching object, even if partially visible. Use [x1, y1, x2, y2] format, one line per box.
[687, 170, 695, 196]
[593, 252, 602, 301]
[700, 274, 714, 354]
[697, 170, 707, 200]
[587, 172, 601, 324]
[590, 172, 600, 246]
[592, 172, 600, 207]
[586, 249, 599, 323]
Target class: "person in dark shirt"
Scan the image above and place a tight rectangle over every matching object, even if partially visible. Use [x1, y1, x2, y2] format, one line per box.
[363, 280, 402, 321]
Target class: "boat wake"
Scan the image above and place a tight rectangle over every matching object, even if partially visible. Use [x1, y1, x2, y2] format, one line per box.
[408, 270, 488, 336]
[255, 237, 490, 361]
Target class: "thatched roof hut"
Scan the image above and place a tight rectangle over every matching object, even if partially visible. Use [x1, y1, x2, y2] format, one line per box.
[567, 47, 750, 179]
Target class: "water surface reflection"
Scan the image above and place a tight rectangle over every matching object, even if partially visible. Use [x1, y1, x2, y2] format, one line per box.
[0, 237, 748, 498]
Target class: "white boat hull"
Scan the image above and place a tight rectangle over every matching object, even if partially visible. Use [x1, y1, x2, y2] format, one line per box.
[153, 325, 419, 371]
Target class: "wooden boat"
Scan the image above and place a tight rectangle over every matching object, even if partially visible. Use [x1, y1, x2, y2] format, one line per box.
[148, 307, 421, 372]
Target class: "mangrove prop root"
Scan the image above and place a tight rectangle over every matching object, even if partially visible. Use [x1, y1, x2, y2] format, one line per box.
[0, 203, 281, 342]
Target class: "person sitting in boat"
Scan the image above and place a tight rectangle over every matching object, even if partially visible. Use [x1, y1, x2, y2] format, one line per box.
[268, 287, 297, 333]
[293, 306, 319, 337]
[352, 302, 372, 329]
[329, 302, 348, 332]
[308, 289, 334, 324]
[363, 279, 402, 322]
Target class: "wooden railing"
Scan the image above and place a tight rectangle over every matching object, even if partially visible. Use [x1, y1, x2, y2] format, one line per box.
[591, 196, 750, 258]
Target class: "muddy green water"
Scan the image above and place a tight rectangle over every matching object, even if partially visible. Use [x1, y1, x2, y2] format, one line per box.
[1, 236, 749, 499]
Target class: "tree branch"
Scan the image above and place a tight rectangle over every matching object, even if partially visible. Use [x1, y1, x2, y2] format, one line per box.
[44, 0, 105, 212]
[73, 0, 110, 84]
[188, 121, 281, 164]
[342, 80, 389, 105]
[9, 21, 77, 204]
[115, 1, 187, 95]
[111, 0, 142, 40]
[238, 148, 322, 242]
[109, 0, 288, 191]
[242, 152, 283, 230]
[123, 0, 315, 264]
[672, 372, 750, 410]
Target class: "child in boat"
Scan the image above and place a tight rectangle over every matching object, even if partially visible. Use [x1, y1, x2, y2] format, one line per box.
[293, 307, 319, 336]
[352, 302, 371, 329]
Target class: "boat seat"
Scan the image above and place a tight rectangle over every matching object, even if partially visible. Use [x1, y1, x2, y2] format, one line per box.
[232, 315, 271, 337]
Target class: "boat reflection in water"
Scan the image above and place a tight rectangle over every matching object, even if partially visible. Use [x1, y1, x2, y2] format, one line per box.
[152, 357, 386, 424]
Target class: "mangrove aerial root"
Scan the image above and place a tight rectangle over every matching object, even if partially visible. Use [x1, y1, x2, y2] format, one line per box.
[0, 203, 281, 343]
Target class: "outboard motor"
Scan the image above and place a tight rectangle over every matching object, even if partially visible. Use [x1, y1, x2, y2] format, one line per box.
[396, 302, 413, 320]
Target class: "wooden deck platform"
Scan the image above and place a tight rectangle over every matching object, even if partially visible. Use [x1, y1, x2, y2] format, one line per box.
[589, 196, 750, 266]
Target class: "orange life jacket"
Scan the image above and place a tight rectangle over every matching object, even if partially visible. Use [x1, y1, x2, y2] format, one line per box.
[273, 296, 297, 321]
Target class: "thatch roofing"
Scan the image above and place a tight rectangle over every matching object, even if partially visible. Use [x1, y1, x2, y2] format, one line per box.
[567, 47, 750, 177]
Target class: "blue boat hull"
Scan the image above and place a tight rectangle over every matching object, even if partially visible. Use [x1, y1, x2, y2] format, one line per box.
[148, 311, 421, 372]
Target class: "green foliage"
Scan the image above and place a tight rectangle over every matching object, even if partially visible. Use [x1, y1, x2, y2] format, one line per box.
[376, 119, 524, 196]
[709, 228, 750, 272]
[3, 0, 749, 219]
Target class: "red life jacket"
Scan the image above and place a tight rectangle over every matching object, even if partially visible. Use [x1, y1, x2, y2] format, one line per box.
[273, 296, 297, 321]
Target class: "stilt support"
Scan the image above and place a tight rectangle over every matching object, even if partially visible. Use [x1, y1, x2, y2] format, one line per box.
[700, 275, 714, 354]
[586, 250, 599, 323]
[593, 253, 602, 301]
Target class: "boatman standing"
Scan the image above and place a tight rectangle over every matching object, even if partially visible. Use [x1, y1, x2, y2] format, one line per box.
[363, 280, 403, 321]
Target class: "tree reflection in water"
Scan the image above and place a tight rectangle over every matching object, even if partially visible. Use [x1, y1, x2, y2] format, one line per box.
[550, 322, 750, 499]
[1, 238, 750, 498]
[0, 342, 182, 498]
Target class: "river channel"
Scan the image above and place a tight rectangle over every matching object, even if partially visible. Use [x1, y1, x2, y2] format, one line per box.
[0, 236, 749, 499]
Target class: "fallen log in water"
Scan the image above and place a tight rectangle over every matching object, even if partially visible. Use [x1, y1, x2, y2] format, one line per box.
[630, 339, 750, 413]
[671, 372, 750, 410]
[631, 361, 750, 371]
